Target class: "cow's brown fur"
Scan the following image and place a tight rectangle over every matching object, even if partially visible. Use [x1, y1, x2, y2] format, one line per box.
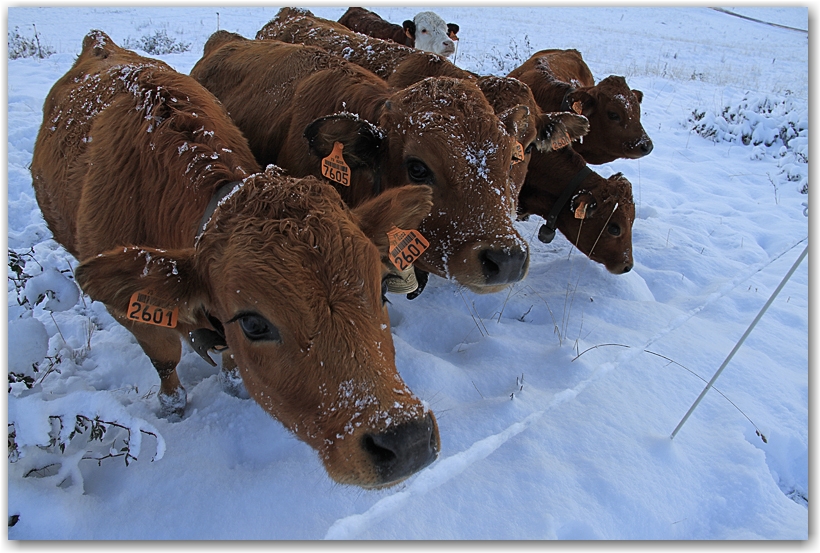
[339, 7, 413, 47]
[192, 33, 532, 293]
[31, 31, 440, 489]
[509, 49, 653, 165]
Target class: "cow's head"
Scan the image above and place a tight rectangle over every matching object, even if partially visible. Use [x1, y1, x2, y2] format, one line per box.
[403, 11, 456, 57]
[557, 172, 635, 274]
[76, 169, 440, 489]
[477, 75, 590, 204]
[565, 76, 653, 165]
[305, 77, 535, 294]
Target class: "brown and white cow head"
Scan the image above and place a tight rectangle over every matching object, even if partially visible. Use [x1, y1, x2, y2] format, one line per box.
[403, 11, 457, 57]
[555, 172, 635, 274]
[565, 76, 653, 165]
[305, 77, 534, 294]
[76, 171, 440, 488]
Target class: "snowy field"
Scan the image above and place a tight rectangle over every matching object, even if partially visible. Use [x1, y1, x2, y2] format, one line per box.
[6, 5, 809, 540]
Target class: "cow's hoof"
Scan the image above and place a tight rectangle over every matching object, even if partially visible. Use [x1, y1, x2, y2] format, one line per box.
[158, 387, 187, 420]
[219, 366, 250, 399]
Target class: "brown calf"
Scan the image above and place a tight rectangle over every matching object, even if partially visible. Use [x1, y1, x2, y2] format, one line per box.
[192, 33, 536, 294]
[338, 7, 458, 57]
[31, 31, 440, 489]
[518, 145, 636, 274]
[476, 75, 634, 274]
[509, 49, 653, 165]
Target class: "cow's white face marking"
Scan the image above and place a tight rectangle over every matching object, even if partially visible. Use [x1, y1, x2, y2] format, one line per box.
[413, 12, 455, 57]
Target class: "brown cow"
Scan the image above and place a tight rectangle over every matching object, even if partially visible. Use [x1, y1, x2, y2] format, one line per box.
[476, 75, 635, 274]
[338, 7, 458, 57]
[31, 30, 440, 489]
[192, 32, 544, 294]
[518, 146, 636, 274]
[508, 49, 653, 165]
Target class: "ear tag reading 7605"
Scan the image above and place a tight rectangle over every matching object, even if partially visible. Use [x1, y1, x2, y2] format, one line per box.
[387, 227, 430, 272]
[128, 290, 178, 328]
[321, 142, 351, 186]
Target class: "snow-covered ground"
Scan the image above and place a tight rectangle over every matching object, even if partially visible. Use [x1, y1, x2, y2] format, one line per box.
[6, 5, 809, 540]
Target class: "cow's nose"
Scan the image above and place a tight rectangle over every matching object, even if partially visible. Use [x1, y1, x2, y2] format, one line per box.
[639, 139, 653, 156]
[479, 245, 529, 285]
[363, 413, 438, 484]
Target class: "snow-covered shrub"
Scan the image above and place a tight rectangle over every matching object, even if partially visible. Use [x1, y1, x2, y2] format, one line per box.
[7, 25, 54, 59]
[470, 35, 534, 75]
[688, 92, 808, 193]
[8, 391, 166, 487]
[123, 29, 190, 55]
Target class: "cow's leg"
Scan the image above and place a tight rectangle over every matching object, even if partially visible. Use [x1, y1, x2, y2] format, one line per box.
[218, 352, 250, 399]
[120, 317, 187, 418]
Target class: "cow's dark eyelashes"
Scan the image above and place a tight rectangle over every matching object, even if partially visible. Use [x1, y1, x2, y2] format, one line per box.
[228, 312, 282, 342]
[607, 111, 621, 122]
[406, 159, 433, 184]
[607, 223, 621, 237]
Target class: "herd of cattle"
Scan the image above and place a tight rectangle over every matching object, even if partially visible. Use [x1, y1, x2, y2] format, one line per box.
[29, 7, 653, 489]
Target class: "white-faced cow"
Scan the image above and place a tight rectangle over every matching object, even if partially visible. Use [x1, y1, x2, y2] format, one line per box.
[257, 7, 467, 83]
[509, 49, 653, 165]
[30, 30, 440, 489]
[338, 7, 458, 57]
[192, 31, 543, 294]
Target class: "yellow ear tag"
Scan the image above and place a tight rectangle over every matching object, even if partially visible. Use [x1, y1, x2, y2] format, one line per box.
[551, 129, 572, 151]
[574, 201, 588, 220]
[321, 142, 351, 186]
[571, 101, 583, 115]
[512, 141, 525, 164]
[128, 290, 179, 328]
[387, 226, 430, 272]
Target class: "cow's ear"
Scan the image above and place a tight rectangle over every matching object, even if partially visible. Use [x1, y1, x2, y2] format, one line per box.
[352, 185, 434, 256]
[304, 113, 384, 170]
[447, 23, 459, 40]
[567, 89, 596, 117]
[403, 20, 416, 39]
[75, 247, 209, 326]
[632, 89, 644, 103]
[498, 105, 531, 144]
[535, 112, 590, 151]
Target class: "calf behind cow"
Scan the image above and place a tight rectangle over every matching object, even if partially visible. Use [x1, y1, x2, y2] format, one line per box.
[338, 7, 458, 57]
[30, 30, 440, 489]
[192, 32, 543, 294]
[509, 48, 653, 165]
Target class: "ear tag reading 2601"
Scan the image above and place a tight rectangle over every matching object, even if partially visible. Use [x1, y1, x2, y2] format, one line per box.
[387, 227, 430, 272]
[321, 142, 351, 186]
[128, 290, 178, 328]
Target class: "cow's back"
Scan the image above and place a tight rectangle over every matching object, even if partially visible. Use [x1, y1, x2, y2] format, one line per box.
[31, 30, 258, 260]
[509, 48, 594, 87]
[338, 7, 410, 46]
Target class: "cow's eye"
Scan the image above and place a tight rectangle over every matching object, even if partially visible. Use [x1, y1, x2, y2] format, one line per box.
[607, 223, 621, 237]
[407, 159, 432, 184]
[607, 111, 621, 122]
[381, 277, 391, 306]
[236, 314, 281, 342]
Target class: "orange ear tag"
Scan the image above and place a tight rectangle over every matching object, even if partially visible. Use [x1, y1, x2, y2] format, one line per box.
[571, 101, 583, 115]
[512, 141, 525, 164]
[321, 142, 351, 186]
[574, 201, 588, 220]
[387, 226, 430, 272]
[127, 290, 179, 328]
[551, 129, 572, 151]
